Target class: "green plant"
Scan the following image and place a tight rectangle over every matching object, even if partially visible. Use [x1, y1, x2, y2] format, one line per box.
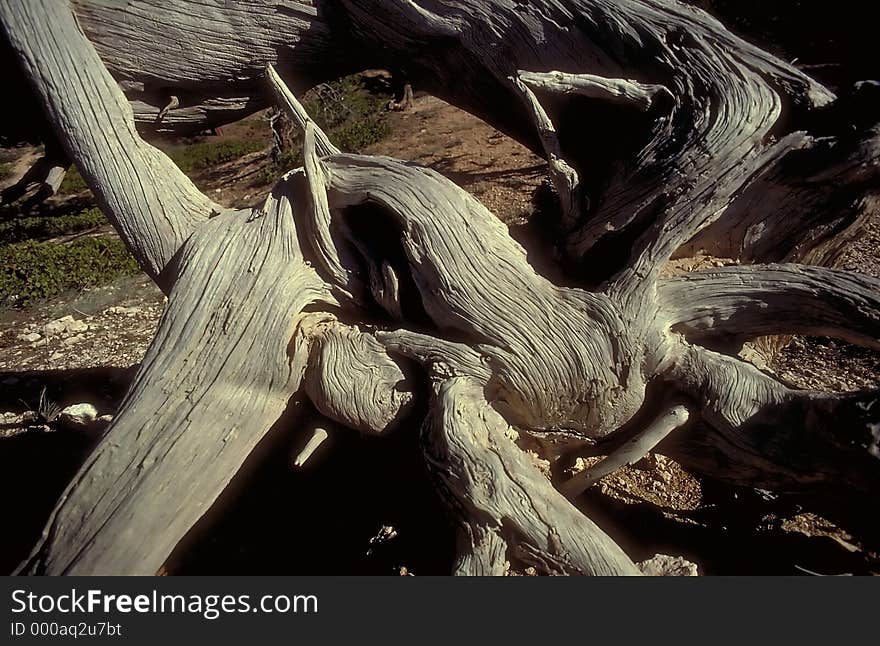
[255, 74, 391, 186]
[0, 207, 107, 245]
[0, 236, 140, 306]
[333, 118, 391, 153]
[305, 76, 388, 131]
[58, 166, 88, 195]
[36, 387, 62, 424]
[166, 139, 265, 174]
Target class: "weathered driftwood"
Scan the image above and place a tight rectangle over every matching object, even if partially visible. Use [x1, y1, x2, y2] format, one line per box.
[3, 0, 879, 576]
[47, 0, 874, 271]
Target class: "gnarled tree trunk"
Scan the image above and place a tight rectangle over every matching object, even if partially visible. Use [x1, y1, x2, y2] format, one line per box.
[2, 0, 878, 575]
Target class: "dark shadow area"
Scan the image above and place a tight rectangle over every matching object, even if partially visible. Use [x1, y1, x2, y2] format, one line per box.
[575, 479, 879, 576]
[0, 366, 136, 413]
[0, 195, 96, 224]
[687, 0, 878, 91]
[0, 366, 136, 574]
[424, 156, 545, 190]
[170, 399, 456, 576]
[0, 428, 95, 574]
[2, 363, 876, 575]
[0, 366, 456, 575]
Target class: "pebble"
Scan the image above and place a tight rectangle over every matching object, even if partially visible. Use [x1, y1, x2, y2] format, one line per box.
[106, 306, 141, 317]
[58, 403, 99, 430]
[44, 315, 88, 336]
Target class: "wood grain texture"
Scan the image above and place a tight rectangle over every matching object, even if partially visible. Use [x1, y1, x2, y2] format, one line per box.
[19, 189, 330, 574]
[2, 0, 224, 280]
[5, 0, 880, 575]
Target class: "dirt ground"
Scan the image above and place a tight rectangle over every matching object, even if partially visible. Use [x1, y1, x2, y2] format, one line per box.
[1, 93, 878, 576]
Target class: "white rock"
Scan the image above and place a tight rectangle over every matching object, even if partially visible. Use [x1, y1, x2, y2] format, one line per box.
[19, 332, 42, 343]
[58, 403, 99, 429]
[638, 554, 699, 577]
[44, 315, 74, 335]
[67, 319, 89, 333]
[44, 315, 87, 336]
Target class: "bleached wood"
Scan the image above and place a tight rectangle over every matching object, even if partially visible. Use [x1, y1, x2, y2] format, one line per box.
[660, 344, 880, 493]
[267, 65, 340, 158]
[561, 405, 690, 498]
[519, 70, 671, 110]
[510, 73, 582, 229]
[19, 191, 330, 575]
[293, 425, 330, 468]
[2, 0, 224, 281]
[303, 315, 414, 434]
[5, 0, 880, 577]
[659, 264, 880, 349]
[425, 378, 639, 576]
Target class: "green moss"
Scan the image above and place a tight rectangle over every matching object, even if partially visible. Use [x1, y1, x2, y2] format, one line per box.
[0, 236, 140, 307]
[0, 207, 107, 245]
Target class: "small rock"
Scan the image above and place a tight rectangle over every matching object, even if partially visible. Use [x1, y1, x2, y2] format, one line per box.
[44, 315, 74, 336]
[97, 414, 114, 424]
[58, 403, 99, 430]
[1, 411, 30, 426]
[1, 410, 42, 437]
[638, 554, 699, 577]
[44, 315, 88, 336]
[19, 332, 42, 343]
[67, 319, 89, 333]
[107, 306, 141, 317]
[61, 334, 86, 346]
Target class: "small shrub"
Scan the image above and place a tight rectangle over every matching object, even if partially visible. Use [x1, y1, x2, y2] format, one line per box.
[0, 207, 107, 245]
[255, 75, 391, 185]
[256, 117, 389, 185]
[36, 387, 63, 424]
[0, 162, 12, 180]
[333, 118, 391, 153]
[0, 236, 140, 306]
[167, 139, 265, 174]
[306, 76, 388, 131]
